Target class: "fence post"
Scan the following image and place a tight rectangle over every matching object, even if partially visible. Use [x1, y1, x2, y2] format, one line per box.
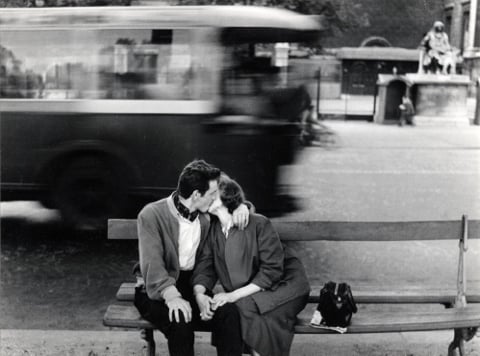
[344, 67, 349, 120]
[474, 78, 480, 125]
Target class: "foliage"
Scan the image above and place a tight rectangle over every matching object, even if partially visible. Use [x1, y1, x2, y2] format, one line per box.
[0, 0, 132, 6]
[176, 0, 345, 35]
[0, 0, 444, 48]
[177, 0, 236, 4]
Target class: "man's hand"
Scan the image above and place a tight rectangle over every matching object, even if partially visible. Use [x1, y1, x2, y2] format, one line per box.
[195, 293, 214, 321]
[166, 297, 192, 323]
[232, 203, 249, 230]
[211, 292, 237, 310]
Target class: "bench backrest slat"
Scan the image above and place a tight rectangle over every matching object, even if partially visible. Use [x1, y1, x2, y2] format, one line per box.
[108, 218, 480, 241]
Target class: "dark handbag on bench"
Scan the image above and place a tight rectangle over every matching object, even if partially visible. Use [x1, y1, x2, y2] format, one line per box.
[316, 281, 358, 328]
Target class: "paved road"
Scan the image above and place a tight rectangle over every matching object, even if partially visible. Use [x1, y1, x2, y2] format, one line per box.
[1, 120, 480, 333]
[277, 121, 480, 295]
[279, 121, 480, 221]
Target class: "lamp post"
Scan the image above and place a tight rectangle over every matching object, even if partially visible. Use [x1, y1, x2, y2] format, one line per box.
[316, 68, 321, 118]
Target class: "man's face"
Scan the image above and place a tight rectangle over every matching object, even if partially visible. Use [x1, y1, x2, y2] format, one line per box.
[192, 179, 218, 213]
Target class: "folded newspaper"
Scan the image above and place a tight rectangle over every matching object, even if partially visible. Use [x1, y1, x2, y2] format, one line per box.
[309, 310, 348, 334]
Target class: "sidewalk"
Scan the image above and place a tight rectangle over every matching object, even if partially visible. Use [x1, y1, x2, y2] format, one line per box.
[1, 329, 479, 356]
[316, 95, 477, 119]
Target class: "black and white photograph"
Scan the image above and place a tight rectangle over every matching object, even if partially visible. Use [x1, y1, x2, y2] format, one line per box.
[1, 0, 479, 355]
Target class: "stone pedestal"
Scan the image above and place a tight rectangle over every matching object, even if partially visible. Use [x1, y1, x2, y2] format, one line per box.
[406, 74, 471, 126]
[374, 73, 471, 126]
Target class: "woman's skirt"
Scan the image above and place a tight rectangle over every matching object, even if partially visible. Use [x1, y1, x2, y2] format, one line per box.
[235, 293, 308, 356]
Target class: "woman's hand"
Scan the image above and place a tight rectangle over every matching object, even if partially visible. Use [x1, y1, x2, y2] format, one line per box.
[195, 293, 215, 321]
[212, 292, 237, 309]
[232, 203, 249, 230]
[213, 284, 262, 309]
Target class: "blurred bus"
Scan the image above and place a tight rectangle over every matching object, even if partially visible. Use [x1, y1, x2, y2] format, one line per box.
[0, 6, 320, 229]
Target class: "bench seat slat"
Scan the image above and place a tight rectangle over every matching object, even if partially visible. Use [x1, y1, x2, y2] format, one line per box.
[296, 305, 480, 333]
[108, 219, 480, 241]
[116, 282, 480, 304]
[104, 304, 153, 329]
[103, 304, 480, 334]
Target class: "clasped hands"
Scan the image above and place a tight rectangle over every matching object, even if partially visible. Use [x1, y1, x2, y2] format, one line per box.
[195, 292, 237, 321]
[166, 292, 237, 323]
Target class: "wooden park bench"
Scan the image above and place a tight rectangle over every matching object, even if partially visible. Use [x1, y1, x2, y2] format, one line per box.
[103, 216, 480, 356]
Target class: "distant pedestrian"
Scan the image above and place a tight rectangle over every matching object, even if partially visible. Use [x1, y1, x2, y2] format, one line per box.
[398, 95, 415, 126]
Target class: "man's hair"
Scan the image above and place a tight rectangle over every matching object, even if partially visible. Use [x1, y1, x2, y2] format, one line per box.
[219, 176, 245, 214]
[177, 159, 221, 198]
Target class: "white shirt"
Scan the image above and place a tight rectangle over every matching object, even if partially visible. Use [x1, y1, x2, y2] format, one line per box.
[176, 213, 201, 271]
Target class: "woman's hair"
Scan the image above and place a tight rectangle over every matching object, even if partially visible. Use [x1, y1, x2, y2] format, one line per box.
[218, 176, 245, 214]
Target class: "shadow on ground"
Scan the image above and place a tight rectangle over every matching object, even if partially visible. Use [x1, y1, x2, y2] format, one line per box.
[1, 219, 138, 329]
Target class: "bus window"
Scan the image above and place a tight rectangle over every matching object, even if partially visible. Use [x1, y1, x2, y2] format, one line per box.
[221, 43, 304, 119]
[0, 28, 217, 100]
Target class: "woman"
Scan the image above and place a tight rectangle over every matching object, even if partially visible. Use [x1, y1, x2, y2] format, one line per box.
[193, 177, 310, 356]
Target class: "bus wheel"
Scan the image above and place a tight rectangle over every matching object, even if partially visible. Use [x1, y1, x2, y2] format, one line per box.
[52, 155, 127, 230]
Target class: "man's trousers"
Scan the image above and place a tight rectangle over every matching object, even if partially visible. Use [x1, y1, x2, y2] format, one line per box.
[134, 271, 244, 356]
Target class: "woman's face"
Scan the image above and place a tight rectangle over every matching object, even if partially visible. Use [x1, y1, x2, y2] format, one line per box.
[208, 194, 223, 214]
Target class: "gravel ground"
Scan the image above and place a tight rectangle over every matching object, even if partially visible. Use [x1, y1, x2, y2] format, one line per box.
[1, 329, 479, 356]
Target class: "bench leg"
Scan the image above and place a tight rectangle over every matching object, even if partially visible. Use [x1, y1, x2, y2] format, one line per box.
[448, 327, 477, 356]
[140, 328, 156, 356]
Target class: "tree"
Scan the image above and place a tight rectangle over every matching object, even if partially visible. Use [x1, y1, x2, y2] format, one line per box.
[0, 0, 132, 6]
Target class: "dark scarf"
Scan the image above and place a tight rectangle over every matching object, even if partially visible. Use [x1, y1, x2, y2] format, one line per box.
[173, 191, 199, 222]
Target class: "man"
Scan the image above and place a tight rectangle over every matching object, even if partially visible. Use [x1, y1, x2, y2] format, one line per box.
[398, 95, 415, 127]
[134, 159, 249, 356]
